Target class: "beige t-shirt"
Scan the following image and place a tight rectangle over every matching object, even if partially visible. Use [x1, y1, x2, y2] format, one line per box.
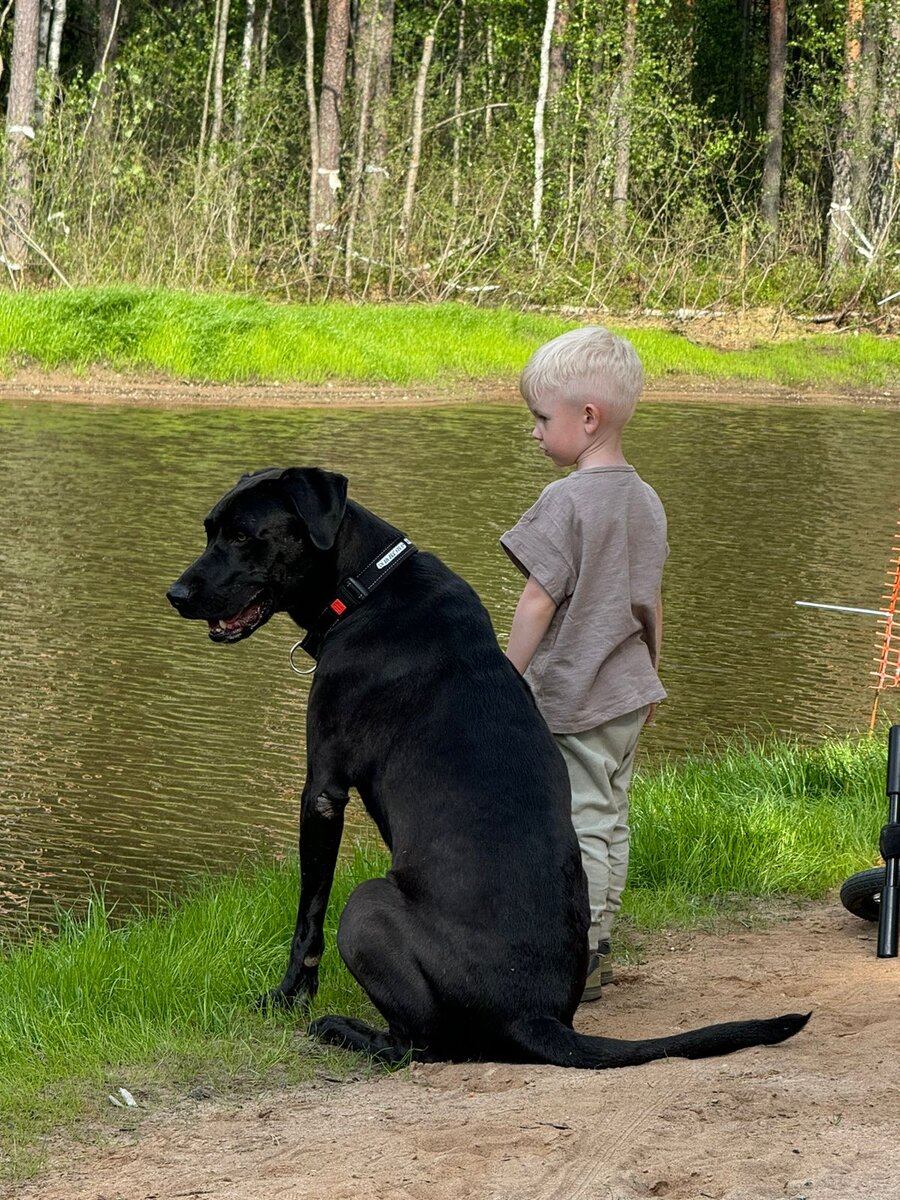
[500, 466, 667, 734]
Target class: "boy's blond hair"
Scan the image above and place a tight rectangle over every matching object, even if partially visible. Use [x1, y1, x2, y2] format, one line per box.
[520, 326, 644, 429]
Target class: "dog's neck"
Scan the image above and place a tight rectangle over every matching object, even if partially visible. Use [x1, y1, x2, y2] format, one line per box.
[287, 500, 407, 631]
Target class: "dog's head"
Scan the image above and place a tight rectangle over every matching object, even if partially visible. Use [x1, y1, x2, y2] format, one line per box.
[166, 467, 348, 643]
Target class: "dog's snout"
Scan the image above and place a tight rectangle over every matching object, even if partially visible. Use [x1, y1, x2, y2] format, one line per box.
[166, 579, 193, 611]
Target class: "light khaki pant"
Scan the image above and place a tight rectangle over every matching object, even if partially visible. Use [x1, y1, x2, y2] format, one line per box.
[554, 706, 648, 949]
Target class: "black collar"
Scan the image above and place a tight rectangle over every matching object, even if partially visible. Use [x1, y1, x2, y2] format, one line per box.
[298, 536, 418, 660]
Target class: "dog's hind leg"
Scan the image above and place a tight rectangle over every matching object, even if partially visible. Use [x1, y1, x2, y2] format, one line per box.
[316, 876, 443, 1061]
[308, 1015, 438, 1064]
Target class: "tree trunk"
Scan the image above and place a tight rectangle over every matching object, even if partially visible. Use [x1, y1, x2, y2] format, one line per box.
[198, 0, 220, 156]
[871, 0, 900, 247]
[532, 0, 556, 233]
[451, 0, 465, 208]
[37, 0, 50, 66]
[303, 0, 319, 254]
[85, 0, 122, 144]
[209, 0, 231, 159]
[315, 0, 350, 235]
[484, 19, 494, 135]
[611, 0, 637, 239]
[759, 0, 787, 249]
[360, 0, 392, 220]
[3, 0, 41, 274]
[257, 0, 272, 86]
[737, 0, 753, 122]
[547, 0, 569, 104]
[233, 0, 256, 151]
[33, 0, 51, 124]
[95, 0, 121, 74]
[826, 0, 865, 271]
[47, 0, 66, 79]
[344, 0, 379, 282]
[401, 6, 443, 251]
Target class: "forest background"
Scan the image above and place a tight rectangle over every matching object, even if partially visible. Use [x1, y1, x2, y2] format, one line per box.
[0, 0, 898, 316]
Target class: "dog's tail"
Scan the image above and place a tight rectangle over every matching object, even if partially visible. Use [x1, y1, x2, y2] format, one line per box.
[504, 1011, 810, 1069]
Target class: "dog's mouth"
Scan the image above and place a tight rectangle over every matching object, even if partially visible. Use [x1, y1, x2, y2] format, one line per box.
[207, 594, 273, 643]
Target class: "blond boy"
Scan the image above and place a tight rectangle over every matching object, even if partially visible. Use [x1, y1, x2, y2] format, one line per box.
[500, 326, 666, 1002]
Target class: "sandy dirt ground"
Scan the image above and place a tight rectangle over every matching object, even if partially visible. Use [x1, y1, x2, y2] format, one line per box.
[9, 903, 900, 1200]
[1, 364, 899, 410]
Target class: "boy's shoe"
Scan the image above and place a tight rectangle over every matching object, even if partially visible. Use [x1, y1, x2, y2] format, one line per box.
[581, 952, 604, 1002]
[580, 941, 613, 1004]
[596, 939, 614, 985]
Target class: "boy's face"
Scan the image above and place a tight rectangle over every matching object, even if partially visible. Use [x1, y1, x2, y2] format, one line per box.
[527, 395, 598, 467]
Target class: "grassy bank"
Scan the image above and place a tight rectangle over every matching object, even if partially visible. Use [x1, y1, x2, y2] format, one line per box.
[2, 288, 899, 391]
[0, 733, 887, 1178]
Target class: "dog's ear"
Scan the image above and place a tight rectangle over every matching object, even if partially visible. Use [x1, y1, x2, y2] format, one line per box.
[278, 468, 348, 551]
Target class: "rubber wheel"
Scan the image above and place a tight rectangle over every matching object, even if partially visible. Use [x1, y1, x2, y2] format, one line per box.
[840, 867, 885, 922]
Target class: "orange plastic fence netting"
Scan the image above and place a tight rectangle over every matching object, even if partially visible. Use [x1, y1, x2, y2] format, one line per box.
[870, 517, 900, 731]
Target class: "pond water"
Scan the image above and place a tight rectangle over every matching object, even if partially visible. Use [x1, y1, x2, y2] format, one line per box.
[1, 397, 898, 935]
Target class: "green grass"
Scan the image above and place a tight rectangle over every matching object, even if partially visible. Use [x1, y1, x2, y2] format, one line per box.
[1, 286, 899, 390]
[623, 325, 900, 391]
[624, 733, 885, 929]
[0, 842, 386, 1180]
[0, 733, 888, 1177]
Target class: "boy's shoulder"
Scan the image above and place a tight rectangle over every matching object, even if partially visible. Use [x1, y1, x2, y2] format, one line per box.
[539, 466, 660, 502]
[520, 474, 576, 524]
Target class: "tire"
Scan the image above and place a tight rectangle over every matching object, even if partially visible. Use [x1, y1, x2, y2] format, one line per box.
[840, 867, 885, 922]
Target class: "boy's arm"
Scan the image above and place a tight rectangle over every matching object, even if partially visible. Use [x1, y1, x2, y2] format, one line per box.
[506, 575, 559, 675]
[645, 591, 663, 726]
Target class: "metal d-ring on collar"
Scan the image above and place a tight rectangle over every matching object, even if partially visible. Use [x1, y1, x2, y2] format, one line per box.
[288, 535, 418, 675]
[289, 641, 317, 675]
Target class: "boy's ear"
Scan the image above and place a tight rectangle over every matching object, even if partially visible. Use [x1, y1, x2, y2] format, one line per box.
[583, 402, 603, 429]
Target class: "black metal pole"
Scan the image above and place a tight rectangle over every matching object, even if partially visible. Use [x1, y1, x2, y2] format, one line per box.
[876, 725, 900, 958]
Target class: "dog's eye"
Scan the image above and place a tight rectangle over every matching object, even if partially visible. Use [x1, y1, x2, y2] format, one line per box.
[233, 531, 249, 544]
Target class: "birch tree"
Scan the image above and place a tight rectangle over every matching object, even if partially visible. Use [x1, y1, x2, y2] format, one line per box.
[532, 0, 556, 233]
[401, 5, 445, 251]
[233, 0, 256, 153]
[484, 19, 494, 136]
[208, 0, 231, 160]
[2, 0, 41, 274]
[257, 0, 272, 86]
[46, 0, 66, 80]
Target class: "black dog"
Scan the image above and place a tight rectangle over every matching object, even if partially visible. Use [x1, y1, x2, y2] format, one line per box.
[167, 467, 809, 1067]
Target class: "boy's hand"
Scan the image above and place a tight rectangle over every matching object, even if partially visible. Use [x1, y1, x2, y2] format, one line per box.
[644, 703, 658, 726]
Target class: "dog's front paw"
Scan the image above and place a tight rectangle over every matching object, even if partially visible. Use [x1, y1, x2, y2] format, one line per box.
[255, 985, 311, 1014]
